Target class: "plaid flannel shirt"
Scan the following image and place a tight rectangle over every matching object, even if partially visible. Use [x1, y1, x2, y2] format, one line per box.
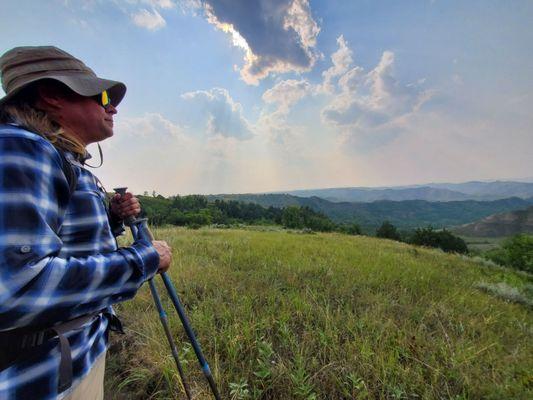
[0, 124, 160, 399]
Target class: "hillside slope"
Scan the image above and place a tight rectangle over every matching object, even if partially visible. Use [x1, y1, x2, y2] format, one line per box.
[453, 206, 533, 237]
[106, 227, 532, 399]
[209, 194, 533, 230]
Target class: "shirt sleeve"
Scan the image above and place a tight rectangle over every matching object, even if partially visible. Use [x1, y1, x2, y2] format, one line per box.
[0, 136, 160, 331]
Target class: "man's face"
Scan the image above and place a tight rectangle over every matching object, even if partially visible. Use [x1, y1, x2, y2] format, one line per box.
[58, 92, 117, 146]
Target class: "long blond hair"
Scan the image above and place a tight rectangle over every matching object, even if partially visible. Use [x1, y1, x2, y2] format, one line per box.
[0, 83, 86, 157]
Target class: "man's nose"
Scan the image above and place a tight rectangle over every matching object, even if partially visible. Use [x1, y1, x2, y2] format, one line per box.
[106, 104, 118, 115]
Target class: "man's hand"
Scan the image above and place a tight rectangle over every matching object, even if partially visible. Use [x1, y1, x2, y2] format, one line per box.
[152, 240, 172, 273]
[110, 192, 141, 220]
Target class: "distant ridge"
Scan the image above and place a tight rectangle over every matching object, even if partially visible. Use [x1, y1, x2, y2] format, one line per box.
[277, 181, 533, 202]
[452, 206, 533, 237]
[208, 193, 533, 231]
[285, 186, 471, 202]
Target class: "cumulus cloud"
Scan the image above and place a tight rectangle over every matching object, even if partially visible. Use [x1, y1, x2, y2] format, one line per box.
[321, 41, 430, 141]
[62, 0, 99, 11]
[142, 0, 175, 9]
[63, 1, 174, 30]
[68, 17, 90, 30]
[255, 111, 292, 144]
[195, 0, 320, 85]
[181, 88, 254, 140]
[258, 79, 314, 145]
[254, 35, 430, 151]
[97, 112, 200, 196]
[320, 35, 353, 94]
[132, 8, 166, 30]
[262, 79, 312, 113]
[115, 113, 186, 141]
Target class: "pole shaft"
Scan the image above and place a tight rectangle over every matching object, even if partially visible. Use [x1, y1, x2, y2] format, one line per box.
[161, 273, 222, 400]
[148, 280, 193, 400]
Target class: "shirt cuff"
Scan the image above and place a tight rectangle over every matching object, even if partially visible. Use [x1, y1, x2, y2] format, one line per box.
[129, 239, 160, 281]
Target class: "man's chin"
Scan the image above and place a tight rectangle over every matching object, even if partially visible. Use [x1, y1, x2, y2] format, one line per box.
[103, 128, 114, 139]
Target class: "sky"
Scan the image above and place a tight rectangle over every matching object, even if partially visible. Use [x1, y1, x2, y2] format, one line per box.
[1, 0, 532, 195]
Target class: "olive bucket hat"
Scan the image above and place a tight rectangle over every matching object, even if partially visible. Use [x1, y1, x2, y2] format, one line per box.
[0, 45, 126, 107]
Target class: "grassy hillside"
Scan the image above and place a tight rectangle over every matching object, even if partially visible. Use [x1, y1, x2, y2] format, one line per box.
[106, 227, 532, 399]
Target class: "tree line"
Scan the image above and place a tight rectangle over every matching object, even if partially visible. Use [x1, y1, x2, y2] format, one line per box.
[137, 194, 472, 254]
[138, 194, 361, 234]
[376, 221, 468, 254]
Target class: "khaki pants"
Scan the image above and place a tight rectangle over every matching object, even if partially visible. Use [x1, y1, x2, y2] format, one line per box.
[61, 352, 106, 400]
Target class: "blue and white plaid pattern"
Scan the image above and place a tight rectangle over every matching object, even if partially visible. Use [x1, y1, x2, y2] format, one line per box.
[0, 124, 160, 399]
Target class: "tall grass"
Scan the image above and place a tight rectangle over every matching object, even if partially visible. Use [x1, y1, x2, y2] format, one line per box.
[105, 227, 532, 399]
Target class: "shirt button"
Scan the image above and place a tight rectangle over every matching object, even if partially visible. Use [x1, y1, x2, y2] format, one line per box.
[20, 245, 32, 254]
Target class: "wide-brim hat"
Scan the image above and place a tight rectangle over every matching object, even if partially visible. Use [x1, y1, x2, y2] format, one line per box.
[0, 46, 126, 107]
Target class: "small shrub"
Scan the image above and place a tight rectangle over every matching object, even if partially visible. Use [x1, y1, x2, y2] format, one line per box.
[338, 223, 362, 235]
[281, 206, 336, 232]
[484, 234, 533, 273]
[503, 234, 533, 273]
[475, 282, 533, 308]
[229, 379, 250, 400]
[410, 226, 468, 254]
[376, 221, 401, 241]
[186, 223, 202, 229]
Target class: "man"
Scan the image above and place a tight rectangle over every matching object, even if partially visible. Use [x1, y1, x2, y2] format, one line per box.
[0, 46, 172, 399]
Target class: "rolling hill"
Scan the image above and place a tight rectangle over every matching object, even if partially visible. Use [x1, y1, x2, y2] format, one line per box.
[276, 181, 533, 202]
[209, 193, 533, 231]
[452, 206, 533, 237]
[285, 186, 471, 202]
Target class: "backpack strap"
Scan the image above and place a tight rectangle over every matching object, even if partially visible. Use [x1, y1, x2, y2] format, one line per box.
[56, 149, 78, 197]
[0, 124, 78, 197]
[0, 312, 100, 392]
[51, 313, 100, 392]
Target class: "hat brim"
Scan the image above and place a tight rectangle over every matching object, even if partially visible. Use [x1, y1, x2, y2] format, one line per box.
[0, 74, 126, 107]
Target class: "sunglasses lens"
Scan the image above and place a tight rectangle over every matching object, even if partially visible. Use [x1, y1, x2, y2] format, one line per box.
[101, 90, 110, 107]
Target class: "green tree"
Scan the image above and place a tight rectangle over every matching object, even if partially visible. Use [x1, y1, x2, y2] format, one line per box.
[376, 221, 401, 241]
[282, 206, 305, 229]
[410, 226, 468, 254]
[505, 234, 533, 272]
[167, 209, 186, 225]
[340, 223, 362, 235]
[485, 234, 533, 273]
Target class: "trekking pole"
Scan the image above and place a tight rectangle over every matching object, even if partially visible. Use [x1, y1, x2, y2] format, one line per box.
[148, 279, 193, 400]
[114, 189, 192, 400]
[159, 273, 221, 400]
[114, 188, 222, 400]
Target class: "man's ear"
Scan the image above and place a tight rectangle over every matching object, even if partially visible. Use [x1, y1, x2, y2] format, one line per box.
[34, 83, 64, 111]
